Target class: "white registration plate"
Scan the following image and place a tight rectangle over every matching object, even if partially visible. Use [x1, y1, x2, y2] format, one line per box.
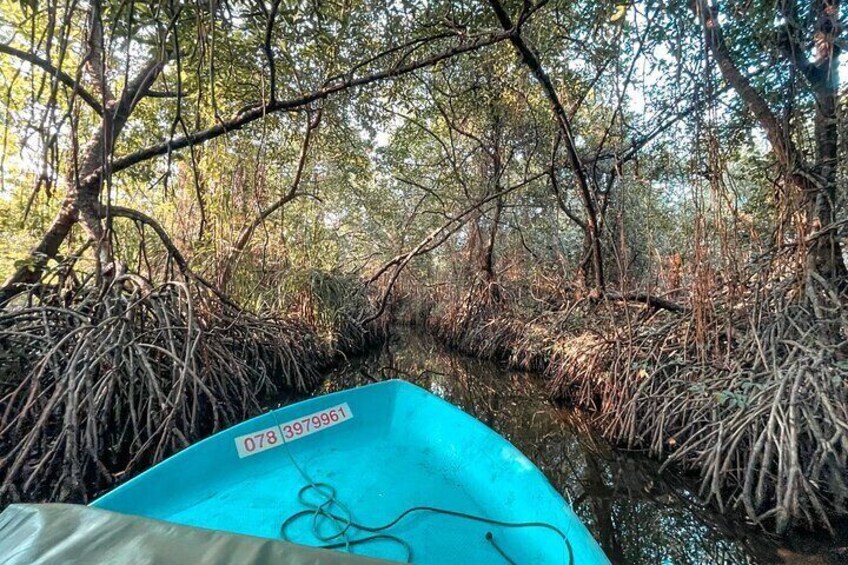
[234, 403, 353, 458]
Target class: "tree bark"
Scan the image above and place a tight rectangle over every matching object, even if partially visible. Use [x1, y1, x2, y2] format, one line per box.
[808, 1, 846, 285]
[0, 45, 168, 304]
[486, 0, 605, 293]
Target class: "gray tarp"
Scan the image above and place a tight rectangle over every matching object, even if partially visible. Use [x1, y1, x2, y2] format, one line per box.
[0, 504, 399, 565]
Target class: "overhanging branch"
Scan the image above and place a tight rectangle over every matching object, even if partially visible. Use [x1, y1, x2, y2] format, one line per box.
[0, 44, 103, 115]
[104, 29, 516, 181]
[486, 0, 605, 290]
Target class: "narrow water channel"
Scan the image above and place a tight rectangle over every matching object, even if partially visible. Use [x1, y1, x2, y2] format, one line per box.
[308, 328, 839, 565]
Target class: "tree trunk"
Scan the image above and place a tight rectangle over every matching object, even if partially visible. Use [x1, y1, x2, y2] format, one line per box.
[697, 0, 847, 293]
[808, 27, 847, 286]
[0, 139, 104, 304]
[0, 39, 168, 304]
[487, 0, 605, 294]
[481, 196, 503, 282]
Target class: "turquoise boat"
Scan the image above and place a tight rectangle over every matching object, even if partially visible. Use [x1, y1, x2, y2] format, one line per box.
[86, 379, 607, 563]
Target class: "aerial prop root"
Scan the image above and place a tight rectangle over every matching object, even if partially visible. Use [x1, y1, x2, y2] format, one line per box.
[0, 276, 329, 503]
[548, 286, 848, 534]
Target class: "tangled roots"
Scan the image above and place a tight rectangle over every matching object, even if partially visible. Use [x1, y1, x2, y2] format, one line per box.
[548, 289, 848, 534]
[0, 277, 330, 503]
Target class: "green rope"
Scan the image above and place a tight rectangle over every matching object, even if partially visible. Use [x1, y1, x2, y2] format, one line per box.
[486, 532, 517, 565]
[280, 485, 575, 564]
[270, 405, 575, 564]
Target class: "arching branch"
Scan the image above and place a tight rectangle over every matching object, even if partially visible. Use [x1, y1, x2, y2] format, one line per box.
[695, 0, 800, 172]
[0, 44, 103, 115]
[363, 171, 547, 324]
[106, 206, 188, 273]
[105, 29, 516, 178]
[486, 0, 605, 292]
[219, 109, 322, 288]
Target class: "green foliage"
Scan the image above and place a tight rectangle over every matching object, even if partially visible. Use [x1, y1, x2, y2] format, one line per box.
[0, 0, 834, 305]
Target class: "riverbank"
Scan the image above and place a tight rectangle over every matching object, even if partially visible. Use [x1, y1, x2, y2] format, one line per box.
[319, 328, 846, 564]
[396, 280, 848, 537]
[0, 275, 386, 506]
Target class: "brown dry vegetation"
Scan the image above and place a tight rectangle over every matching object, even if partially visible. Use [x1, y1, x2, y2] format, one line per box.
[395, 255, 848, 535]
[1, 0, 847, 544]
[0, 268, 385, 505]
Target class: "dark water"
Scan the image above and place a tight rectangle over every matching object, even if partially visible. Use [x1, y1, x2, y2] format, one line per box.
[311, 328, 842, 565]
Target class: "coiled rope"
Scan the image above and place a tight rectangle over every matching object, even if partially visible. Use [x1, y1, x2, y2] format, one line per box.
[270, 407, 575, 564]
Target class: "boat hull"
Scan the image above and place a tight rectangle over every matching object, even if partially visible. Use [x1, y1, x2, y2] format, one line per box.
[93, 380, 608, 563]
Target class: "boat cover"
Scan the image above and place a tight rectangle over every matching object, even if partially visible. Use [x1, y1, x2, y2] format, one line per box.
[0, 503, 399, 564]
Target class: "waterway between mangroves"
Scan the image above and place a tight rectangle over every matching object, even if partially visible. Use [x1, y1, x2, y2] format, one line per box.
[293, 327, 846, 565]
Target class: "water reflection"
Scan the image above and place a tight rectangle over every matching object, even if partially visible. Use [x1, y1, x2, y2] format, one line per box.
[315, 328, 793, 565]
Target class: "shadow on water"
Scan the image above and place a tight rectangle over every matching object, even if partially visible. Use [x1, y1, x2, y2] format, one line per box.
[306, 327, 843, 565]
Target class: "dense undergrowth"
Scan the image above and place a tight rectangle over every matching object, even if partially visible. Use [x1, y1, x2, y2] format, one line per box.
[0, 270, 386, 505]
[394, 269, 848, 535]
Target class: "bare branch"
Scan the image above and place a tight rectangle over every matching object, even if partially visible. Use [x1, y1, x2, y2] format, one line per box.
[106, 205, 188, 273]
[695, 0, 802, 175]
[486, 0, 605, 290]
[0, 44, 103, 115]
[85, 0, 114, 105]
[606, 291, 689, 314]
[362, 171, 547, 324]
[105, 29, 516, 180]
[219, 110, 322, 288]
